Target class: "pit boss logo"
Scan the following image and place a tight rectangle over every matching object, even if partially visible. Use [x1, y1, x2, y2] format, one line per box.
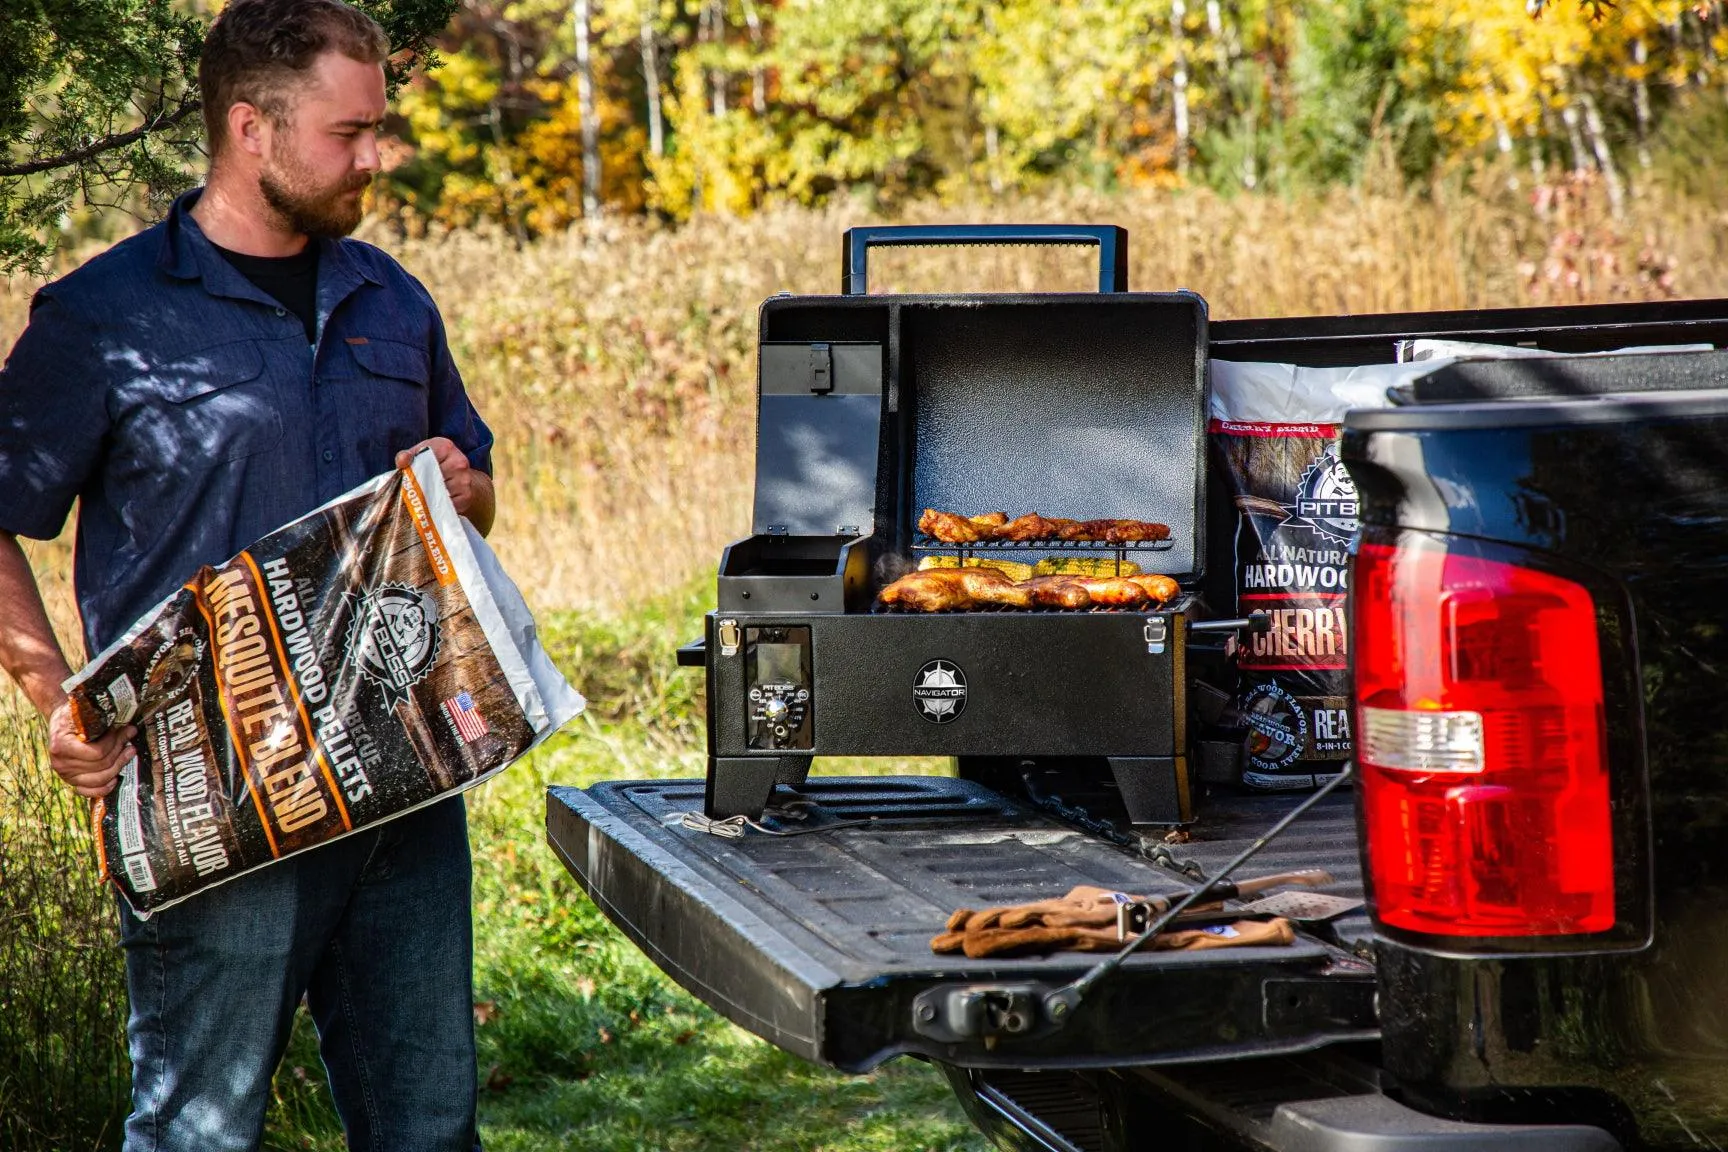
[346, 584, 441, 705]
[1283, 453, 1359, 544]
[912, 660, 968, 724]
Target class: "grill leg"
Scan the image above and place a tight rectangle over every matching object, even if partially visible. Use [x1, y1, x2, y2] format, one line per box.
[706, 756, 806, 819]
[1107, 757, 1188, 827]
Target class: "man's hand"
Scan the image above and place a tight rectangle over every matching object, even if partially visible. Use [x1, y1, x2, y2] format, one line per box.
[48, 700, 134, 798]
[396, 437, 495, 537]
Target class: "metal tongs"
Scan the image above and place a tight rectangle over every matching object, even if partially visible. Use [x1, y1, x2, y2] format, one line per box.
[1109, 867, 1335, 940]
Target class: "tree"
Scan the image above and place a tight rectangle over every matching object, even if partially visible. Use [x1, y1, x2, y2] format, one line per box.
[0, 0, 458, 277]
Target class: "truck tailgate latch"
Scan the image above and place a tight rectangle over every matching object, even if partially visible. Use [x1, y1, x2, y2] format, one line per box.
[912, 984, 1054, 1049]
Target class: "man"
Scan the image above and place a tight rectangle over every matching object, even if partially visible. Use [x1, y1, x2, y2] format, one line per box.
[0, 2, 491, 1148]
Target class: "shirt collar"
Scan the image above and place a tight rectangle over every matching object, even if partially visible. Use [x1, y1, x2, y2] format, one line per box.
[157, 186, 383, 311]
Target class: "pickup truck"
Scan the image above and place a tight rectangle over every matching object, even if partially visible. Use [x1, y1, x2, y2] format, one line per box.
[548, 295, 1728, 1151]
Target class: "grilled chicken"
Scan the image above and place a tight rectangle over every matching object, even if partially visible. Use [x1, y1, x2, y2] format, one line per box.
[879, 568, 1033, 611]
[1064, 576, 1150, 608]
[881, 568, 1179, 612]
[1019, 576, 1094, 610]
[919, 508, 985, 542]
[1127, 573, 1180, 604]
[922, 508, 1169, 543]
[1062, 518, 1172, 543]
[995, 513, 1066, 541]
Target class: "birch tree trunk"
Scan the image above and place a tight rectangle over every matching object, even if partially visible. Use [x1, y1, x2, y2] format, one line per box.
[984, 120, 1003, 194]
[641, 9, 664, 159]
[572, 0, 600, 217]
[741, 0, 767, 115]
[1631, 38, 1652, 170]
[1577, 89, 1625, 216]
[1171, 0, 1191, 177]
[1559, 101, 1589, 176]
[704, 0, 727, 117]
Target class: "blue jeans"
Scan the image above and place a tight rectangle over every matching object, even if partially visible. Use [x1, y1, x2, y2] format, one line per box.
[117, 796, 479, 1152]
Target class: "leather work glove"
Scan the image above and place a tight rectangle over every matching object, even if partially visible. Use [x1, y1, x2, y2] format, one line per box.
[942, 885, 1176, 934]
[932, 914, 1295, 959]
[930, 883, 1298, 959]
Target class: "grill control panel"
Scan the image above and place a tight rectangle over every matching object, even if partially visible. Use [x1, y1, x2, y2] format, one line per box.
[745, 625, 813, 750]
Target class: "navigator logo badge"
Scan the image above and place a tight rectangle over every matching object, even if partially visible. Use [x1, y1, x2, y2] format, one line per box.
[912, 660, 967, 724]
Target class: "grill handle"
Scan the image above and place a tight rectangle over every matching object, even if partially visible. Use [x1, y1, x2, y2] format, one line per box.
[841, 224, 1129, 295]
[1188, 614, 1273, 636]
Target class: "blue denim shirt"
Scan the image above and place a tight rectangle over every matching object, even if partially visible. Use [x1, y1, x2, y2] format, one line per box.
[0, 189, 493, 654]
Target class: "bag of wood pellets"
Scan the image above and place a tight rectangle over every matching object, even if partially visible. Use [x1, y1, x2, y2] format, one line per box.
[66, 449, 585, 915]
[1208, 360, 1421, 790]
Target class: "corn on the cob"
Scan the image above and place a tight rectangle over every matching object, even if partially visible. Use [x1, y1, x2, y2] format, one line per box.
[1032, 556, 1141, 578]
[917, 555, 1035, 583]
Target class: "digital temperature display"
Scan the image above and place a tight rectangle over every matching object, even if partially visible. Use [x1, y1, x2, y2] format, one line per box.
[753, 642, 804, 685]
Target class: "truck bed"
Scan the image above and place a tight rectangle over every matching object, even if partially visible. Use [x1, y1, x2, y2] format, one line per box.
[547, 775, 1374, 1072]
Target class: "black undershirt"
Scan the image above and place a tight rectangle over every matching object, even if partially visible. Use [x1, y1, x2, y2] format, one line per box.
[215, 242, 320, 343]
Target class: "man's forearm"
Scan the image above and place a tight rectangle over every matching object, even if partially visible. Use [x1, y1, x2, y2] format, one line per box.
[0, 532, 75, 716]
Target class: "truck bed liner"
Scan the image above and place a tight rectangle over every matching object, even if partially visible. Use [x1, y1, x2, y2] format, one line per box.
[547, 775, 1374, 1071]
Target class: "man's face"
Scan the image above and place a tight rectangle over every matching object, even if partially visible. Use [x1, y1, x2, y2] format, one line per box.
[258, 52, 387, 238]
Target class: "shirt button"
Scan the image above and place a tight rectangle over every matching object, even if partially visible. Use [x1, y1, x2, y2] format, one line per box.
[275, 307, 287, 317]
[321, 449, 334, 463]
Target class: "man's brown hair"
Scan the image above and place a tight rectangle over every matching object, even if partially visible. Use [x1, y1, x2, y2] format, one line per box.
[199, 0, 389, 155]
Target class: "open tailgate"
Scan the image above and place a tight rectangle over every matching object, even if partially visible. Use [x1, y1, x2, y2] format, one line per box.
[547, 776, 1375, 1072]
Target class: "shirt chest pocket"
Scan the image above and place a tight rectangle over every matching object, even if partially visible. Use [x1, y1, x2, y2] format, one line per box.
[123, 343, 282, 469]
[342, 338, 430, 457]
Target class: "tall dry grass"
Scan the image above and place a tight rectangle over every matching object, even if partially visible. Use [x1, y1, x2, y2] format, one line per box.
[4, 175, 1726, 620]
[378, 174, 1728, 613]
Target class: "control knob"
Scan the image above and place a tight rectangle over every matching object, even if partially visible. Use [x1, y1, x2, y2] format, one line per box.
[763, 697, 790, 724]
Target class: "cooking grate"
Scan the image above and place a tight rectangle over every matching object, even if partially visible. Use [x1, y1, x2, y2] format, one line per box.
[871, 593, 1194, 615]
[911, 535, 1175, 553]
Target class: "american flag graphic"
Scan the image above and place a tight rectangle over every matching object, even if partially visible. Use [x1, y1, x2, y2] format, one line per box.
[443, 691, 489, 743]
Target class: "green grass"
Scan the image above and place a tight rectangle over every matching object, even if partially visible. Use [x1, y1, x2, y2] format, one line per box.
[262, 578, 985, 1152]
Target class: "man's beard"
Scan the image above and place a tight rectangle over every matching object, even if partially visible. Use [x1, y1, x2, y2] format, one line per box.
[259, 156, 372, 239]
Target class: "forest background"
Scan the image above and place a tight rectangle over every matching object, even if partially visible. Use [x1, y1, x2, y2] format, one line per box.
[4, 0, 1728, 1149]
[5, 0, 1728, 266]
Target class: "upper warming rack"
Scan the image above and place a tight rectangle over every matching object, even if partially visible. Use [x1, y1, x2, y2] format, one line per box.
[911, 535, 1175, 553]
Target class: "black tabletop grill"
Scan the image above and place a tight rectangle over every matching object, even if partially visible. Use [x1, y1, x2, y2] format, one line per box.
[685, 225, 1242, 826]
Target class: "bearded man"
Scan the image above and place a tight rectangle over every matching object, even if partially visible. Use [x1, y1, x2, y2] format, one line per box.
[0, 2, 491, 1148]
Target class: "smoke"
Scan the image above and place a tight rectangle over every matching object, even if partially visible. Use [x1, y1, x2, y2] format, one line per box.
[873, 548, 915, 589]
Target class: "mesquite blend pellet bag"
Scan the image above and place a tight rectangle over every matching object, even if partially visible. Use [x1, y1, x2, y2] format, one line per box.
[66, 449, 584, 915]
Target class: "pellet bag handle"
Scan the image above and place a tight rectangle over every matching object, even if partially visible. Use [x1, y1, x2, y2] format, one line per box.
[840, 224, 1129, 295]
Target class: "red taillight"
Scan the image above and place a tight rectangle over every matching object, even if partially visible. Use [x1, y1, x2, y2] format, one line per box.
[1355, 538, 1614, 937]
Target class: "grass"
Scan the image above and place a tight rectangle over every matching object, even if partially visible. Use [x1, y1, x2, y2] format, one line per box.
[260, 580, 981, 1151]
[4, 174, 1727, 1149]
[0, 703, 130, 1151]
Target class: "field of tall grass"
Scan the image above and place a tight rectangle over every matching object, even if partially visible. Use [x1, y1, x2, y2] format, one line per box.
[3, 173, 1726, 1149]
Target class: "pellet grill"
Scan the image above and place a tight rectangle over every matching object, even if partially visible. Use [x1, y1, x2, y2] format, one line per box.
[682, 225, 1248, 826]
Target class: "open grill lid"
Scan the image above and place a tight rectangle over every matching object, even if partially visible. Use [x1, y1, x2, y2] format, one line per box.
[749, 225, 1211, 581]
